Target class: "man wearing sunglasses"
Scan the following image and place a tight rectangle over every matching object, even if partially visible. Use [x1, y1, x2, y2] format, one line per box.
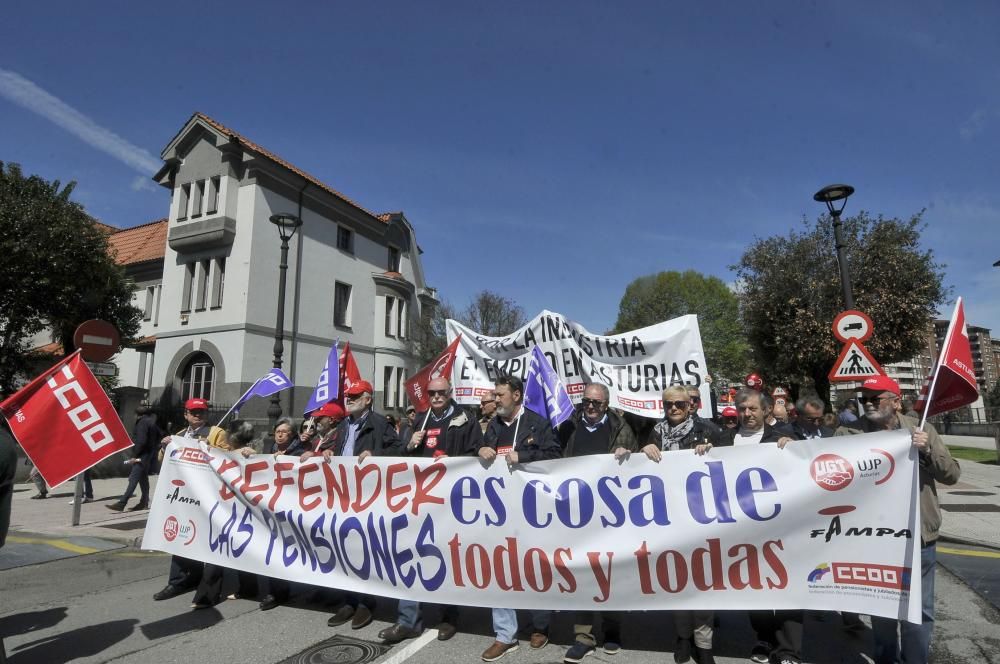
[783, 395, 834, 443]
[326, 379, 402, 631]
[686, 386, 721, 437]
[380, 377, 482, 645]
[835, 375, 960, 664]
[559, 383, 638, 663]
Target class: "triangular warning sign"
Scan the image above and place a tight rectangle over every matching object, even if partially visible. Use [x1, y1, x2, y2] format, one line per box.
[828, 340, 885, 382]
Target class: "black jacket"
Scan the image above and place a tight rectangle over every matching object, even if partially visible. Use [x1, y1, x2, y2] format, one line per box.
[788, 421, 835, 440]
[333, 410, 403, 457]
[482, 407, 562, 462]
[267, 437, 311, 456]
[560, 409, 639, 457]
[407, 403, 482, 458]
[647, 417, 722, 451]
[717, 421, 793, 446]
[132, 414, 163, 468]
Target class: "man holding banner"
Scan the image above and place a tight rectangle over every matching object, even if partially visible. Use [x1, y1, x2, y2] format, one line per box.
[836, 375, 960, 664]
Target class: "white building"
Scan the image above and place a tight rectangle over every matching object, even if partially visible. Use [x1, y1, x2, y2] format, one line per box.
[112, 112, 438, 424]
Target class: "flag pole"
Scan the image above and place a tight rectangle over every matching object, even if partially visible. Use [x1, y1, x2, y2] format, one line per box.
[918, 297, 963, 431]
[217, 377, 263, 426]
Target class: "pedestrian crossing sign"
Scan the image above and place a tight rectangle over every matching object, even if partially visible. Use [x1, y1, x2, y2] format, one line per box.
[828, 340, 885, 382]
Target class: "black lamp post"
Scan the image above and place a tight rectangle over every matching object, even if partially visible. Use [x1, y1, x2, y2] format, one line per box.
[813, 184, 856, 310]
[267, 213, 303, 430]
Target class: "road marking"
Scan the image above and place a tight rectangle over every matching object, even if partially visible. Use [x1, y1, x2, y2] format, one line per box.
[6, 535, 100, 554]
[378, 628, 438, 664]
[938, 546, 1000, 559]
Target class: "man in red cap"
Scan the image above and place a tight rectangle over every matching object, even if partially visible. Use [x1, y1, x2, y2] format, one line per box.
[152, 397, 231, 601]
[325, 379, 402, 630]
[836, 375, 960, 664]
[300, 401, 345, 460]
[720, 406, 739, 430]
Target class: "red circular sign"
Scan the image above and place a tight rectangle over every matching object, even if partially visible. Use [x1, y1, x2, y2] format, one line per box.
[73, 319, 120, 362]
[810, 454, 855, 491]
[163, 516, 179, 542]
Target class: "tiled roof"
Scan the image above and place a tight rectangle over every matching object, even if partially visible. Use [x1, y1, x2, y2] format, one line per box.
[108, 219, 167, 266]
[31, 341, 63, 357]
[193, 112, 385, 223]
[132, 335, 156, 347]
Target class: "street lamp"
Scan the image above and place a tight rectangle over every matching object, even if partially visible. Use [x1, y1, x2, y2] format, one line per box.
[268, 213, 303, 430]
[814, 184, 856, 310]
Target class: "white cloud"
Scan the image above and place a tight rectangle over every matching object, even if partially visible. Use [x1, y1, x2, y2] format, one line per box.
[959, 108, 989, 140]
[130, 175, 156, 192]
[0, 68, 161, 174]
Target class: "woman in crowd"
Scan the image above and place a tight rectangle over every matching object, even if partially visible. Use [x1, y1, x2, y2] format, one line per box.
[268, 417, 308, 456]
[641, 385, 718, 664]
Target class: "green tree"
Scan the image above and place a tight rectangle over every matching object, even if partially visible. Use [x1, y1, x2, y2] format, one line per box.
[0, 162, 142, 393]
[411, 290, 527, 367]
[732, 211, 947, 402]
[612, 270, 751, 382]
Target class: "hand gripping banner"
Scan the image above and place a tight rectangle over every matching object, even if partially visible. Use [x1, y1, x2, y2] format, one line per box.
[143, 431, 921, 623]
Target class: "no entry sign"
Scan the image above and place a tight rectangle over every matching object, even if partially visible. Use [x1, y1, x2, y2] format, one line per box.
[73, 320, 120, 363]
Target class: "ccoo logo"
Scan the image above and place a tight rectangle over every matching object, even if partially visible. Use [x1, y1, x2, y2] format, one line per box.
[811, 453, 855, 491]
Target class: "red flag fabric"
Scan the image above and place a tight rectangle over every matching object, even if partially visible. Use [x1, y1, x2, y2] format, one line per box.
[336, 342, 363, 406]
[915, 297, 979, 417]
[404, 336, 462, 412]
[0, 351, 133, 487]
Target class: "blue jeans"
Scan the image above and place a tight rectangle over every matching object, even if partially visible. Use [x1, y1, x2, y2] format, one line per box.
[399, 599, 421, 629]
[491, 609, 550, 644]
[872, 543, 936, 664]
[119, 463, 149, 503]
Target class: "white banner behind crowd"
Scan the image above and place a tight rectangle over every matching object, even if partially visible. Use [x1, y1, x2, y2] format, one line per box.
[447, 311, 710, 418]
[143, 432, 921, 623]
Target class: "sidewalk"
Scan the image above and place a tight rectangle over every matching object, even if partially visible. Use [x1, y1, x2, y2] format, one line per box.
[8, 454, 1000, 551]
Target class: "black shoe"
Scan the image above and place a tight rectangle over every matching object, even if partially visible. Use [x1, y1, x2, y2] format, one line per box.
[259, 595, 281, 611]
[153, 585, 184, 601]
[674, 637, 693, 664]
[435, 621, 457, 641]
[128, 502, 149, 512]
[695, 646, 716, 664]
[328, 605, 355, 626]
[31, 493, 47, 499]
[351, 605, 373, 630]
[379, 623, 422, 644]
[106, 502, 126, 512]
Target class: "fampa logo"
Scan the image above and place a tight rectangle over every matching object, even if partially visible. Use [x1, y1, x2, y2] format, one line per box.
[810, 454, 854, 491]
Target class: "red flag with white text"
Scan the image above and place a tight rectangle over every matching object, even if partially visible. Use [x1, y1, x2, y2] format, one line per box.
[915, 297, 979, 417]
[0, 351, 133, 487]
[336, 342, 363, 406]
[405, 336, 462, 412]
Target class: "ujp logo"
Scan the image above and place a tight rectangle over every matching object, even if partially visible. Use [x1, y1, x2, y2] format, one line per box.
[810, 454, 854, 491]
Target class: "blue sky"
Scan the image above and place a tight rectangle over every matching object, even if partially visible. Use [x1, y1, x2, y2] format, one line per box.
[2, 1, 998, 337]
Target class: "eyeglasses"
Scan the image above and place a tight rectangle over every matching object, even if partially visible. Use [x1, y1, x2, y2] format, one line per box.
[689, 396, 702, 403]
[480, 400, 494, 406]
[803, 416, 824, 424]
[867, 395, 898, 404]
[428, 389, 450, 397]
[344, 394, 362, 402]
[581, 398, 606, 408]
[664, 400, 691, 410]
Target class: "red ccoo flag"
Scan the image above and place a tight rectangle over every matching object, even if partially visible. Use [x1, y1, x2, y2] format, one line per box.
[0, 350, 133, 487]
[914, 297, 979, 419]
[404, 335, 462, 412]
[336, 341, 363, 407]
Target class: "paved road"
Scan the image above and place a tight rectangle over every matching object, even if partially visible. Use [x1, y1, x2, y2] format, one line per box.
[2, 537, 1000, 664]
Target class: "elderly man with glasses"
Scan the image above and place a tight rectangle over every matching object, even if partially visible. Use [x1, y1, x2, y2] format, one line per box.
[835, 375, 960, 664]
[479, 390, 497, 433]
[324, 379, 403, 630]
[558, 382, 638, 662]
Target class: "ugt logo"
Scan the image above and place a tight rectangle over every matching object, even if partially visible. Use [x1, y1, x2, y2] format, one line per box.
[810, 454, 855, 491]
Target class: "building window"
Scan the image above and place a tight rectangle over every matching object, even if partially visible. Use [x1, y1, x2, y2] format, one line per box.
[181, 352, 214, 401]
[181, 263, 196, 312]
[153, 284, 162, 326]
[178, 184, 190, 221]
[396, 367, 406, 409]
[388, 246, 401, 272]
[383, 366, 395, 410]
[195, 259, 210, 310]
[384, 296, 396, 337]
[207, 176, 220, 214]
[192, 180, 205, 218]
[337, 226, 353, 253]
[334, 282, 352, 328]
[397, 298, 408, 339]
[211, 257, 225, 308]
[143, 286, 155, 321]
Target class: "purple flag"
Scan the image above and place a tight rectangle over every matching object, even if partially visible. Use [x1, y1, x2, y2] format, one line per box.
[304, 341, 340, 415]
[524, 345, 575, 428]
[219, 368, 293, 423]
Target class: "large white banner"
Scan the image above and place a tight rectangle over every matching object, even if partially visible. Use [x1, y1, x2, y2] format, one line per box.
[143, 432, 921, 623]
[447, 311, 710, 418]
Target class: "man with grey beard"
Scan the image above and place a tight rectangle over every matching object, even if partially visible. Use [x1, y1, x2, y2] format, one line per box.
[835, 375, 959, 664]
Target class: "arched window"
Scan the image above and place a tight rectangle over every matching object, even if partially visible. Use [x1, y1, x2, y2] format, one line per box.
[181, 352, 214, 401]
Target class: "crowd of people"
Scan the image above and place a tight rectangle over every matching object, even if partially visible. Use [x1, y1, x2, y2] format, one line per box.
[143, 372, 958, 664]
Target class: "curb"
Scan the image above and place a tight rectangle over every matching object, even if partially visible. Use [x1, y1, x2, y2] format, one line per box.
[938, 532, 1000, 552]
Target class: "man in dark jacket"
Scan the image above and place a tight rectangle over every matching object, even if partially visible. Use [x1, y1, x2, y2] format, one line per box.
[784, 395, 835, 442]
[479, 375, 561, 662]
[561, 383, 637, 662]
[107, 403, 161, 512]
[717, 389, 792, 447]
[380, 377, 482, 644]
[326, 379, 402, 630]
